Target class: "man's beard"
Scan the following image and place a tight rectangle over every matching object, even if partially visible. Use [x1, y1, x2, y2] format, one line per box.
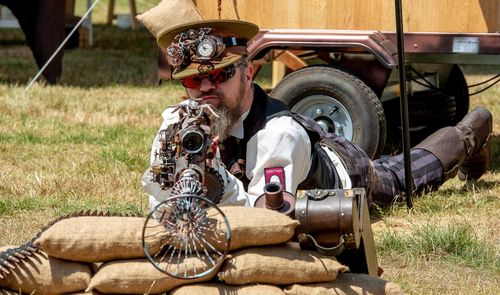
[213, 105, 234, 142]
[211, 75, 247, 141]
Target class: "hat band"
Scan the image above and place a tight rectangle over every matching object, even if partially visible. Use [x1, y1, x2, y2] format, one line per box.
[222, 37, 247, 47]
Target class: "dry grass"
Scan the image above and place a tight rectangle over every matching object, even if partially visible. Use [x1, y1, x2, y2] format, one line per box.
[381, 257, 498, 294]
[0, 83, 182, 245]
[0, 18, 499, 294]
[372, 75, 500, 293]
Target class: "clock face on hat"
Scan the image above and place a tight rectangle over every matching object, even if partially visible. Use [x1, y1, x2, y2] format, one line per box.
[197, 39, 216, 58]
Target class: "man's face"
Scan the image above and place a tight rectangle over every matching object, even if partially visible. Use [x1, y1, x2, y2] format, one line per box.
[183, 62, 253, 140]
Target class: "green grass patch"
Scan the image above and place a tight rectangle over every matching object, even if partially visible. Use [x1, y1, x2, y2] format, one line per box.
[100, 147, 147, 171]
[0, 124, 155, 146]
[0, 199, 7, 214]
[52, 198, 147, 217]
[0, 196, 56, 214]
[377, 222, 499, 271]
[0, 194, 147, 217]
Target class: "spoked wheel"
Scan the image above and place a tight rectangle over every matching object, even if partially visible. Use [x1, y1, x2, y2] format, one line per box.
[142, 196, 231, 279]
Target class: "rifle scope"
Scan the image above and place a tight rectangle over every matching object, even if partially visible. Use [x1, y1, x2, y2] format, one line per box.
[180, 126, 205, 154]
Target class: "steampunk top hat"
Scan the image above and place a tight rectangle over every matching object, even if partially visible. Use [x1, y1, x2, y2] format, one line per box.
[136, 0, 259, 79]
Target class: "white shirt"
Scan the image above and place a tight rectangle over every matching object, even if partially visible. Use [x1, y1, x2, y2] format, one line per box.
[142, 105, 351, 211]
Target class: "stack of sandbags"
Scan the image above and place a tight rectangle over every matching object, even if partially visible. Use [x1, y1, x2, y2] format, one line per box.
[171, 272, 405, 295]
[82, 207, 305, 294]
[0, 245, 92, 294]
[1, 215, 159, 294]
[283, 273, 405, 295]
[0, 207, 404, 294]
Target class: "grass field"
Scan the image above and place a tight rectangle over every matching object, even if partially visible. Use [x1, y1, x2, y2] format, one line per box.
[0, 3, 499, 294]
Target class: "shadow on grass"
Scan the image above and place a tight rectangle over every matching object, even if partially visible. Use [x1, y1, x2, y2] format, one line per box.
[439, 179, 498, 193]
[370, 177, 498, 219]
[488, 134, 500, 172]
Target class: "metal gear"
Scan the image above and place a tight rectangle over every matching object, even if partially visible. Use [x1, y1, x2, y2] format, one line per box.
[203, 167, 225, 204]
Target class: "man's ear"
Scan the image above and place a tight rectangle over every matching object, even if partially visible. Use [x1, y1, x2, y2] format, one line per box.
[245, 64, 254, 84]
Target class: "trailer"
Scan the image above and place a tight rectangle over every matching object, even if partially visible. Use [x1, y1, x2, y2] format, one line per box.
[158, 0, 500, 158]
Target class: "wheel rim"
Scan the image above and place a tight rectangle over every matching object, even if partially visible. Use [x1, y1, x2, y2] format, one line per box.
[142, 196, 231, 279]
[291, 95, 354, 140]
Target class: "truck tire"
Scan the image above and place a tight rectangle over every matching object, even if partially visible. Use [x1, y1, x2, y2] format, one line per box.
[408, 91, 456, 127]
[444, 64, 469, 123]
[382, 64, 469, 153]
[409, 65, 469, 127]
[270, 66, 386, 159]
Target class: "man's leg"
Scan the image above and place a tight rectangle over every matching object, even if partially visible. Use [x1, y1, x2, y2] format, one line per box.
[371, 106, 492, 206]
[371, 149, 444, 206]
[415, 106, 492, 181]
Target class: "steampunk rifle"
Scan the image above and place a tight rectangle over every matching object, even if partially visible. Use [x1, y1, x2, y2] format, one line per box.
[149, 99, 225, 203]
[142, 99, 230, 279]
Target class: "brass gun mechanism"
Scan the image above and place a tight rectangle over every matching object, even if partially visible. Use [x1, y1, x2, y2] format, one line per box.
[256, 184, 378, 276]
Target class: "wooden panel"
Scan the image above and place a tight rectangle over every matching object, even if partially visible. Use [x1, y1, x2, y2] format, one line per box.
[498, 0, 500, 32]
[402, 0, 498, 32]
[195, 0, 499, 33]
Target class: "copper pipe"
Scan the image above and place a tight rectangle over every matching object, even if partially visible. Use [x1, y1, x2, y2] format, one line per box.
[263, 182, 285, 210]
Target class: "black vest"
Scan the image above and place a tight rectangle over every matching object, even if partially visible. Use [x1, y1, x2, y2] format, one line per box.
[220, 84, 355, 191]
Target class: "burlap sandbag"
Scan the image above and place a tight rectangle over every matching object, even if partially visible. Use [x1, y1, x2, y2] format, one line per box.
[218, 243, 348, 285]
[171, 283, 285, 295]
[86, 258, 216, 294]
[208, 206, 299, 251]
[164, 206, 298, 253]
[284, 273, 405, 295]
[34, 216, 164, 262]
[0, 246, 92, 295]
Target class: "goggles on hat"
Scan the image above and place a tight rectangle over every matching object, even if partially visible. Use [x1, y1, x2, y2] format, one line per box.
[181, 63, 237, 89]
[166, 28, 247, 69]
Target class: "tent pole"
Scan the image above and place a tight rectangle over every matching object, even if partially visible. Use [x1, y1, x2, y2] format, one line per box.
[24, 0, 101, 92]
[394, 0, 413, 208]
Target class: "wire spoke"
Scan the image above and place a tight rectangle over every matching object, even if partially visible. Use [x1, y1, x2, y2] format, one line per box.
[142, 185, 230, 278]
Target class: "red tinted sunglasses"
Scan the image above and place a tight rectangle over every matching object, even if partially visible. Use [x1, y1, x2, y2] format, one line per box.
[181, 64, 236, 89]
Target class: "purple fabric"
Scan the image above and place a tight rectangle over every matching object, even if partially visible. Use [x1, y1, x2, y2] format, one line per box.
[371, 148, 444, 206]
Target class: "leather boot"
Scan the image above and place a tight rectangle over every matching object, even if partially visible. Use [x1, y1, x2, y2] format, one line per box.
[414, 106, 492, 181]
[457, 107, 492, 180]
